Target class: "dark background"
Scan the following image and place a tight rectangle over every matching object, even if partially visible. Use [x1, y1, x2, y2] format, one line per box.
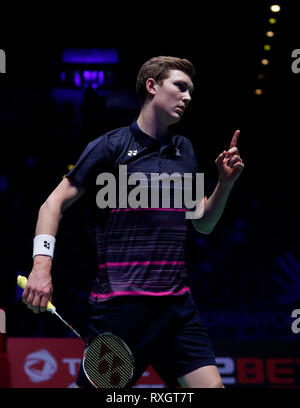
[1, 1, 300, 374]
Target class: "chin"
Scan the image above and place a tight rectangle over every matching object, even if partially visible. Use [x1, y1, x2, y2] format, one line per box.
[160, 111, 181, 127]
[168, 111, 181, 123]
[170, 115, 181, 125]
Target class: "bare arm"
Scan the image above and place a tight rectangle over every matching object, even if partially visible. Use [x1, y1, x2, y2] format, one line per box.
[192, 130, 244, 234]
[192, 180, 234, 234]
[22, 177, 84, 313]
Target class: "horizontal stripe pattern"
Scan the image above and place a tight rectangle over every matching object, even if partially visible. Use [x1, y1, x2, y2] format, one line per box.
[99, 260, 185, 268]
[66, 121, 201, 304]
[110, 208, 187, 212]
[85, 122, 200, 303]
[90, 286, 191, 301]
[89, 204, 190, 302]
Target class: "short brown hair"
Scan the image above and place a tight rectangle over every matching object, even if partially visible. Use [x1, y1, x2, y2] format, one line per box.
[136, 56, 195, 104]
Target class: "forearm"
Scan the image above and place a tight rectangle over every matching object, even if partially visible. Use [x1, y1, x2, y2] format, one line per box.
[23, 200, 61, 312]
[24, 176, 83, 313]
[192, 178, 234, 234]
[35, 199, 62, 236]
[33, 199, 62, 267]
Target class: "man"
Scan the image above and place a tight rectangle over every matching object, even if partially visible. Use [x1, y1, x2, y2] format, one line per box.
[22, 56, 244, 388]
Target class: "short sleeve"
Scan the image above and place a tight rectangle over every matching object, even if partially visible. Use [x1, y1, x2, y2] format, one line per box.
[66, 133, 114, 190]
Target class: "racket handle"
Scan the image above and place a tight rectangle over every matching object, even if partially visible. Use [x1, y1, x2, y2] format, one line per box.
[17, 275, 56, 311]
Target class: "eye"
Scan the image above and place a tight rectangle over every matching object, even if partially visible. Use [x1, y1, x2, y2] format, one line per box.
[175, 81, 193, 95]
[175, 82, 187, 92]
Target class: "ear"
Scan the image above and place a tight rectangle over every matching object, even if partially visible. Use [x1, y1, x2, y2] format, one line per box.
[145, 78, 158, 97]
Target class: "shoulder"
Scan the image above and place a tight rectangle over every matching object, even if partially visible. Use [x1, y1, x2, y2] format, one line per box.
[80, 126, 131, 162]
[87, 125, 130, 149]
[172, 133, 196, 154]
[66, 126, 132, 187]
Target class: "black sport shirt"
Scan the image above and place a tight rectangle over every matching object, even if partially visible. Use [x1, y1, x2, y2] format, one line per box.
[67, 120, 200, 302]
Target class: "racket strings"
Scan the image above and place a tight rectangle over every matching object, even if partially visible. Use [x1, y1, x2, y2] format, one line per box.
[84, 334, 134, 388]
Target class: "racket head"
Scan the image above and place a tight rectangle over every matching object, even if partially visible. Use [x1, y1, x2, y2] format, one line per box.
[82, 332, 134, 388]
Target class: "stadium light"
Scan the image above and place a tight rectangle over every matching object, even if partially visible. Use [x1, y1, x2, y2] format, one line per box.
[266, 31, 274, 37]
[269, 18, 277, 24]
[261, 59, 270, 65]
[270, 5, 280, 12]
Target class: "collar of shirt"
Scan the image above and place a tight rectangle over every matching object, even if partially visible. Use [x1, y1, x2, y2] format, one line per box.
[129, 120, 179, 154]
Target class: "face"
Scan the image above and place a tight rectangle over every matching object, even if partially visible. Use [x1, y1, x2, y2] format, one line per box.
[148, 69, 194, 125]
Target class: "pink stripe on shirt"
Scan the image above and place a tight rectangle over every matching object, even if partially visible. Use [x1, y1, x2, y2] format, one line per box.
[110, 208, 187, 212]
[90, 286, 190, 300]
[99, 260, 185, 268]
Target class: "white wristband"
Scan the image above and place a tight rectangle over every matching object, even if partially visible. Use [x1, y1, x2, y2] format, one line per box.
[33, 234, 56, 259]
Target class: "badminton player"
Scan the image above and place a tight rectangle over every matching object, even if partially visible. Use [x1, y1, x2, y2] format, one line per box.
[22, 56, 244, 388]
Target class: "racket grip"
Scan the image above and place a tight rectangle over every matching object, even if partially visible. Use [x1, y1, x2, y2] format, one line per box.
[17, 275, 56, 311]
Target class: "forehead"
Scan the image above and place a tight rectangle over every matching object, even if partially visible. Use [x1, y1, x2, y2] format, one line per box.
[166, 69, 193, 88]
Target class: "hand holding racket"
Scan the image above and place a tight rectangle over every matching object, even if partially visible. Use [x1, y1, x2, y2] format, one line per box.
[17, 275, 134, 388]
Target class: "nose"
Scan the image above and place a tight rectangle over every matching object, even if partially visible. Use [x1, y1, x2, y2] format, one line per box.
[183, 91, 192, 105]
[183, 91, 192, 106]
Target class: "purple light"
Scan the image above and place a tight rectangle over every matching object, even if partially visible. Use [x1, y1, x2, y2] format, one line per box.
[83, 70, 90, 80]
[82, 70, 104, 88]
[60, 72, 66, 81]
[98, 70, 104, 85]
[90, 71, 97, 80]
[74, 71, 81, 87]
[63, 49, 119, 64]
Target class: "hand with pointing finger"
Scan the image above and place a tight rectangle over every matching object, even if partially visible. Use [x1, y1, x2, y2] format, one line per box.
[215, 130, 244, 184]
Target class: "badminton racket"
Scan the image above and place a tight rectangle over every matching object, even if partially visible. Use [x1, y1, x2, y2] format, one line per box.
[17, 275, 134, 388]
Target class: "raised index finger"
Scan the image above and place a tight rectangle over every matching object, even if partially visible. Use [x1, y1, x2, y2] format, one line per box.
[229, 130, 240, 149]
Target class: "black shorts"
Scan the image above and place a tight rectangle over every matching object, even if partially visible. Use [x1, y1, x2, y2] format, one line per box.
[76, 293, 216, 388]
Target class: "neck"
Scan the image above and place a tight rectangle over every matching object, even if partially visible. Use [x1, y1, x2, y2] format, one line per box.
[137, 105, 170, 143]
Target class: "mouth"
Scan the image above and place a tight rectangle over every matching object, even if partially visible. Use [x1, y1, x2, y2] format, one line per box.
[175, 106, 185, 114]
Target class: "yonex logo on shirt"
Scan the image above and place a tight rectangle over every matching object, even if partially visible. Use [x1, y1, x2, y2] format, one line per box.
[175, 148, 181, 157]
[127, 150, 137, 157]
